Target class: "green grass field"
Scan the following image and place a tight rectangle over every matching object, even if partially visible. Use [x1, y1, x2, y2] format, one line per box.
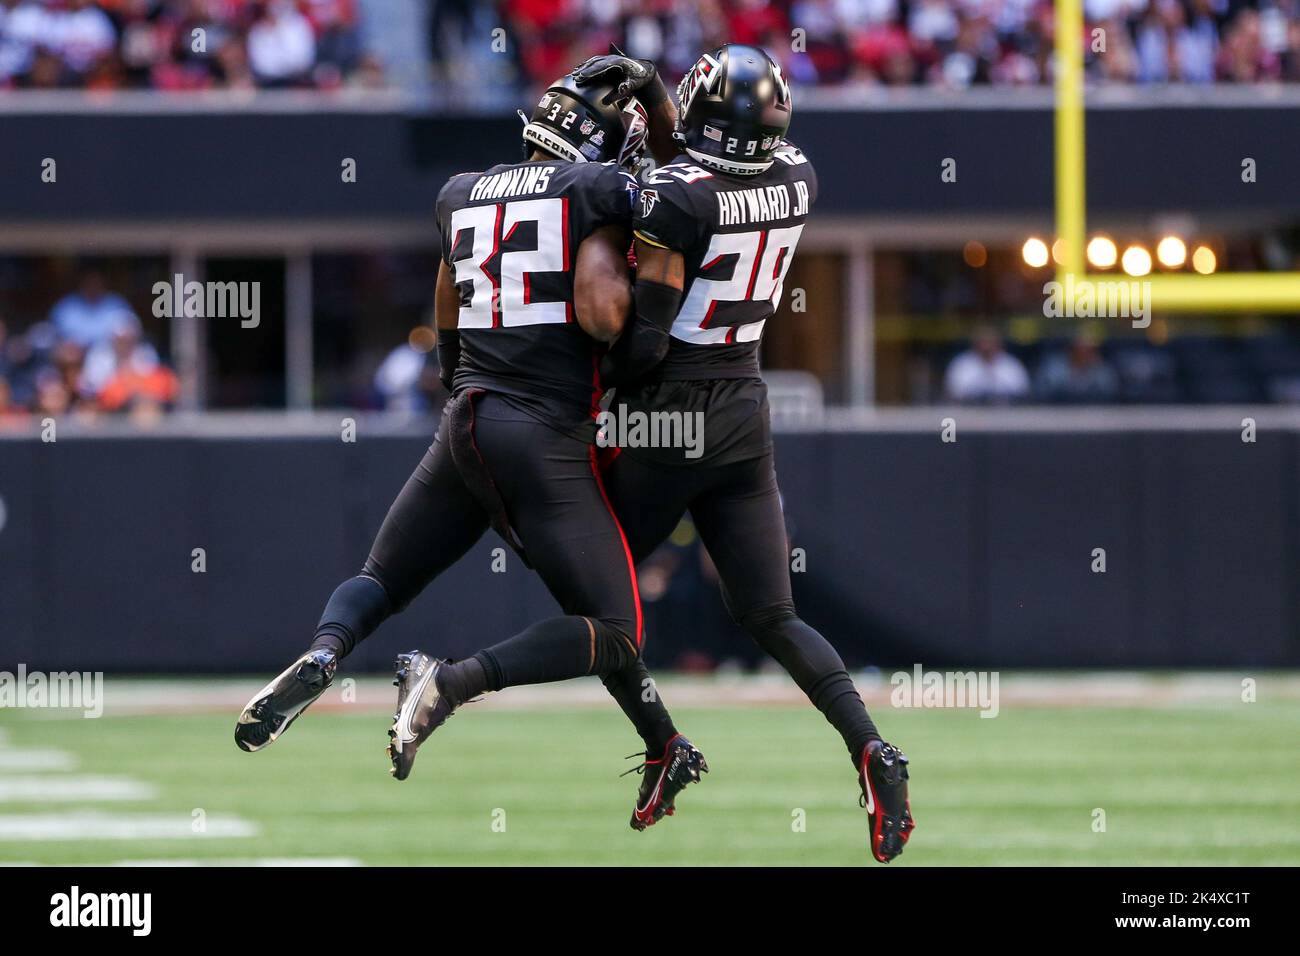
[2, 676, 1298, 866]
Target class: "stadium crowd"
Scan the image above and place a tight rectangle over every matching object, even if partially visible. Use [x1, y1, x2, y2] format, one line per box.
[4, 1, 1299, 92]
[470, 0, 1300, 89]
[0, 0, 381, 90]
[0, 268, 179, 426]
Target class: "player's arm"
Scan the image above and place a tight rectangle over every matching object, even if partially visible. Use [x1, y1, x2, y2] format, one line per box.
[574, 223, 633, 343]
[434, 259, 461, 390]
[598, 235, 684, 387]
[572, 49, 678, 166]
[641, 94, 679, 168]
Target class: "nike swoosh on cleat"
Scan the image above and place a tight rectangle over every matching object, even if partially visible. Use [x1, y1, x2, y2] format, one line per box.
[396, 663, 438, 743]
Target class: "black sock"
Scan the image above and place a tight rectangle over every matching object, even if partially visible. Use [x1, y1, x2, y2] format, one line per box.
[806, 669, 881, 767]
[744, 608, 880, 764]
[602, 659, 678, 756]
[309, 575, 393, 660]
[436, 656, 489, 708]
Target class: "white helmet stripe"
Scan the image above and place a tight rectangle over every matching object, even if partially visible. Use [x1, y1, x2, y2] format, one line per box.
[522, 123, 587, 163]
[683, 147, 772, 175]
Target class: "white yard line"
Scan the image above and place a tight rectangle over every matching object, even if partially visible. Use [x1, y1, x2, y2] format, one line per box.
[0, 812, 257, 841]
[0, 749, 77, 771]
[0, 776, 156, 803]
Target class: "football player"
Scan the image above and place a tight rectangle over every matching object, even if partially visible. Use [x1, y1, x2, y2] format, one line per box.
[575, 45, 916, 862]
[234, 72, 705, 804]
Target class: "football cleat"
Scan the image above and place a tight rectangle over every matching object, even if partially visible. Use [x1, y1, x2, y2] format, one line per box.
[387, 650, 456, 781]
[625, 734, 708, 831]
[859, 740, 915, 863]
[234, 648, 337, 752]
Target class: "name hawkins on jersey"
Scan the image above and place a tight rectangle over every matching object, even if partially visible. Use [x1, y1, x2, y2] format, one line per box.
[469, 165, 557, 202]
[716, 180, 811, 226]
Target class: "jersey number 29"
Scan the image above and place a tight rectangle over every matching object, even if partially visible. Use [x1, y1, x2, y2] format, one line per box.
[674, 224, 804, 345]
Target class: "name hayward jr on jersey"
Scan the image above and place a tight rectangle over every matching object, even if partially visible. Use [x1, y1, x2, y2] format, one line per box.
[614, 142, 816, 465]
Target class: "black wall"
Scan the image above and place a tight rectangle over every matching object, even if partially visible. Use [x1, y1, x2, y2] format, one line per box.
[1, 427, 1295, 673]
[0, 105, 1296, 220]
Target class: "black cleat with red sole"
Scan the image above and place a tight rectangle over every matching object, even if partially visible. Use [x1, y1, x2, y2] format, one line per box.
[626, 734, 708, 831]
[859, 740, 915, 863]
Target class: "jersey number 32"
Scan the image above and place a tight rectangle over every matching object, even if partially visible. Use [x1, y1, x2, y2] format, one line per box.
[449, 197, 571, 328]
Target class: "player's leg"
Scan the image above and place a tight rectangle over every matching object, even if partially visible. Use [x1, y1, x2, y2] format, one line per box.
[689, 452, 914, 862]
[388, 396, 703, 799]
[235, 417, 489, 752]
[596, 449, 711, 827]
[313, 421, 490, 660]
[595, 450, 699, 751]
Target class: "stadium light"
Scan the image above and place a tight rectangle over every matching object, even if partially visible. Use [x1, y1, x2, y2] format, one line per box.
[1022, 237, 1050, 269]
[1192, 245, 1217, 275]
[1156, 236, 1187, 269]
[1121, 244, 1152, 277]
[1086, 236, 1117, 269]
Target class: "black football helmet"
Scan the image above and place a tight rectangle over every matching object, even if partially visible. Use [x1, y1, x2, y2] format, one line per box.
[519, 74, 649, 170]
[674, 44, 792, 175]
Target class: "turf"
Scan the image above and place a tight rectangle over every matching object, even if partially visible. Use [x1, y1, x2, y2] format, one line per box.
[2, 690, 1298, 866]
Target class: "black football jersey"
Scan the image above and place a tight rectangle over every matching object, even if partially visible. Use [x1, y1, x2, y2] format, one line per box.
[633, 142, 816, 379]
[436, 159, 639, 428]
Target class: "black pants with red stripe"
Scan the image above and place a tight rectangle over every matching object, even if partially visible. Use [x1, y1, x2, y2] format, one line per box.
[313, 393, 642, 688]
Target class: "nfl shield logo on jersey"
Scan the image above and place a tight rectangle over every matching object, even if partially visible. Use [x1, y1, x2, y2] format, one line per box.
[580, 117, 596, 135]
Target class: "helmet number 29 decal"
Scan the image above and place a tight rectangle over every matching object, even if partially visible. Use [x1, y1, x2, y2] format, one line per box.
[672, 224, 804, 345]
[449, 197, 571, 329]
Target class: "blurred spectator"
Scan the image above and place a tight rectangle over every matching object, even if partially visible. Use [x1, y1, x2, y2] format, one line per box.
[0, 0, 378, 90]
[247, 0, 316, 86]
[50, 268, 138, 349]
[80, 312, 159, 396]
[944, 325, 1031, 404]
[0, 269, 179, 418]
[97, 345, 179, 413]
[373, 325, 441, 412]
[0, 373, 28, 426]
[1035, 328, 1121, 403]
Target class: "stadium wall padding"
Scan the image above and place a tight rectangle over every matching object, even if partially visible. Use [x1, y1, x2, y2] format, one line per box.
[1, 106, 1298, 220]
[1, 428, 1296, 672]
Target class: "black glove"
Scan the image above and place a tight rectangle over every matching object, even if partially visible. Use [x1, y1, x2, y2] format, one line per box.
[572, 44, 667, 107]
